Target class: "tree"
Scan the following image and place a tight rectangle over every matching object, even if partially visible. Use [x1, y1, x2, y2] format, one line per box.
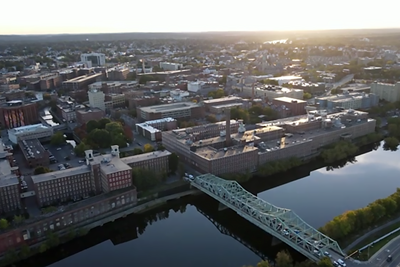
[105, 121, 124, 135]
[384, 137, 399, 151]
[88, 129, 112, 148]
[144, 143, 154, 153]
[39, 243, 48, 253]
[98, 118, 111, 129]
[275, 250, 293, 267]
[13, 215, 24, 225]
[74, 142, 91, 157]
[168, 153, 179, 174]
[133, 148, 143, 155]
[34, 166, 51, 175]
[19, 244, 31, 259]
[206, 114, 218, 123]
[208, 88, 226, 99]
[318, 257, 333, 267]
[257, 261, 271, 267]
[0, 218, 9, 229]
[157, 143, 165, 151]
[303, 92, 312, 100]
[132, 168, 162, 191]
[86, 120, 100, 133]
[50, 132, 66, 145]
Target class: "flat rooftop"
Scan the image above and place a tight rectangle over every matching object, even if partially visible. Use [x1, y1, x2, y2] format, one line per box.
[196, 145, 257, 160]
[19, 139, 47, 159]
[121, 150, 171, 165]
[9, 123, 50, 134]
[203, 96, 242, 104]
[274, 96, 307, 103]
[212, 103, 243, 110]
[32, 165, 91, 184]
[63, 73, 102, 83]
[140, 102, 200, 113]
[0, 160, 19, 188]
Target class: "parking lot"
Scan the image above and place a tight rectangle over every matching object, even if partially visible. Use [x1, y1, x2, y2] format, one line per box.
[45, 143, 82, 170]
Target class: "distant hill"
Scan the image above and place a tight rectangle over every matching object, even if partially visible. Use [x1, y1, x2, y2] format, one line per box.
[0, 29, 399, 43]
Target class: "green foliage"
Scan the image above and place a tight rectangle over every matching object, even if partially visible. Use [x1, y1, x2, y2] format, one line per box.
[88, 129, 112, 148]
[41, 206, 57, 214]
[50, 132, 66, 145]
[13, 215, 24, 225]
[132, 168, 162, 192]
[46, 231, 60, 247]
[168, 153, 179, 174]
[318, 257, 333, 267]
[157, 143, 165, 151]
[0, 218, 9, 229]
[231, 105, 279, 124]
[356, 132, 383, 146]
[86, 120, 100, 133]
[74, 142, 91, 157]
[39, 243, 48, 253]
[383, 137, 399, 151]
[320, 141, 358, 164]
[133, 148, 143, 155]
[320, 188, 400, 243]
[34, 166, 52, 175]
[258, 157, 302, 176]
[260, 79, 279, 85]
[303, 92, 312, 100]
[19, 244, 31, 259]
[98, 118, 111, 129]
[275, 250, 293, 267]
[205, 114, 218, 123]
[143, 143, 154, 153]
[208, 88, 226, 99]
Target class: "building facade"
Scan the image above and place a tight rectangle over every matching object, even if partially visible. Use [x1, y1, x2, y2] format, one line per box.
[121, 150, 171, 173]
[19, 139, 50, 168]
[272, 97, 307, 116]
[316, 92, 379, 110]
[138, 102, 205, 121]
[0, 101, 39, 129]
[76, 108, 105, 125]
[88, 89, 105, 111]
[8, 124, 53, 144]
[135, 117, 178, 141]
[80, 53, 106, 68]
[370, 82, 400, 102]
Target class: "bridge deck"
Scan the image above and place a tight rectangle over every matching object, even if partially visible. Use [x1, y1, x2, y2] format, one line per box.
[191, 173, 345, 262]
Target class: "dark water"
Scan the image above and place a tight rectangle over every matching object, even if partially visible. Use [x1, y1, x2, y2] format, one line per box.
[18, 145, 400, 267]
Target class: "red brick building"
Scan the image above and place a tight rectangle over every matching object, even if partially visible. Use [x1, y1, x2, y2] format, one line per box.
[76, 108, 104, 125]
[272, 97, 307, 117]
[0, 101, 39, 129]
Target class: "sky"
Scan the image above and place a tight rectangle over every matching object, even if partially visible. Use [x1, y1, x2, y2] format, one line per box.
[1, 0, 400, 35]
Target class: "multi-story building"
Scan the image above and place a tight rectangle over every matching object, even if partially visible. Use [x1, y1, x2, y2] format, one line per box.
[135, 117, 178, 141]
[203, 96, 243, 112]
[8, 124, 53, 144]
[80, 53, 106, 68]
[0, 140, 21, 214]
[121, 150, 170, 172]
[236, 84, 304, 100]
[316, 92, 379, 110]
[138, 102, 205, 121]
[0, 100, 39, 129]
[76, 108, 105, 125]
[19, 139, 50, 168]
[272, 97, 308, 116]
[62, 73, 104, 91]
[88, 88, 105, 111]
[370, 82, 400, 102]
[107, 68, 130, 80]
[105, 94, 126, 109]
[32, 166, 93, 207]
[159, 62, 183, 71]
[2, 89, 25, 101]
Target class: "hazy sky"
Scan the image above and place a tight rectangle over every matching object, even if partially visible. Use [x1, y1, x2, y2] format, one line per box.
[1, 0, 399, 35]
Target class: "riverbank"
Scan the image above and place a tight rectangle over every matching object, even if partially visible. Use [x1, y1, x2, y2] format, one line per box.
[0, 188, 200, 267]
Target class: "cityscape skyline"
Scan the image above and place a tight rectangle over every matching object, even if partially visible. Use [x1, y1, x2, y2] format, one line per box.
[1, 0, 399, 35]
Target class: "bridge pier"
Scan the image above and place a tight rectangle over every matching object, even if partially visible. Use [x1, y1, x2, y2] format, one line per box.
[218, 203, 229, 211]
[271, 236, 282, 246]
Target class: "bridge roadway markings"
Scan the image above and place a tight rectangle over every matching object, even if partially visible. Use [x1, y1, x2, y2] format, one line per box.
[190, 174, 346, 262]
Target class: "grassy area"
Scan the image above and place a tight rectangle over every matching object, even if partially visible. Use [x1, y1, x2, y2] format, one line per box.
[348, 221, 400, 261]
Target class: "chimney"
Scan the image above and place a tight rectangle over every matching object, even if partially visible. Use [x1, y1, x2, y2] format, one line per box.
[85, 149, 94, 164]
[225, 108, 232, 146]
[111, 145, 120, 158]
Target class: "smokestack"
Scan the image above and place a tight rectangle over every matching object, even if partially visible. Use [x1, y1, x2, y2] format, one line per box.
[252, 82, 255, 100]
[225, 108, 231, 146]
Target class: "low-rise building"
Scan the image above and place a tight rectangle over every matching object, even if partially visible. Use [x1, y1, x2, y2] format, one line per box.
[138, 102, 205, 121]
[135, 117, 177, 141]
[272, 97, 308, 116]
[159, 62, 183, 71]
[19, 139, 50, 168]
[121, 150, 171, 173]
[76, 108, 105, 125]
[8, 124, 53, 144]
[316, 92, 379, 110]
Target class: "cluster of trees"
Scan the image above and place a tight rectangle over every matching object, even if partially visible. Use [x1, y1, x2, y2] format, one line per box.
[34, 166, 52, 175]
[231, 105, 279, 124]
[50, 132, 66, 146]
[320, 188, 400, 243]
[260, 79, 279, 85]
[132, 168, 163, 192]
[0, 215, 25, 230]
[74, 118, 133, 156]
[243, 250, 332, 267]
[177, 120, 198, 128]
[208, 88, 226, 99]
[320, 141, 359, 164]
[258, 157, 302, 176]
[384, 117, 400, 151]
[205, 114, 218, 123]
[357, 132, 383, 146]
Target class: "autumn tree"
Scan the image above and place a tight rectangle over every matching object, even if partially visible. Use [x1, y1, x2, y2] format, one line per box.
[144, 143, 154, 153]
[276, 250, 293, 267]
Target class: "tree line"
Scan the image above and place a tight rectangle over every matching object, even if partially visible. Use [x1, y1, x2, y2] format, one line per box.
[319, 141, 359, 164]
[243, 250, 333, 267]
[319, 188, 400, 243]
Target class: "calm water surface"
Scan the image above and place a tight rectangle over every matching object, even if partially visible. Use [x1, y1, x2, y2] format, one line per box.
[29, 146, 400, 267]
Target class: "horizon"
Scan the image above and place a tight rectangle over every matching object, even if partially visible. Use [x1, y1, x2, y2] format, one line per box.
[2, 0, 399, 35]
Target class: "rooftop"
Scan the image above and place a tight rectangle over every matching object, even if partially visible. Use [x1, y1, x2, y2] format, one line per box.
[19, 139, 47, 160]
[8, 123, 50, 135]
[211, 103, 243, 110]
[121, 150, 171, 165]
[274, 96, 307, 104]
[32, 165, 91, 184]
[140, 102, 200, 113]
[196, 145, 257, 160]
[63, 73, 102, 83]
[203, 96, 242, 104]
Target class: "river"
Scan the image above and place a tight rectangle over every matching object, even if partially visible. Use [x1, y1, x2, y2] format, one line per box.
[17, 144, 400, 267]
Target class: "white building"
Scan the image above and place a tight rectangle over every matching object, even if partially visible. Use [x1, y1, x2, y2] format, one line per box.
[170, 89, 189, 101]
[159, 62, 183, 71]
[8, 124, 54, 144]
[80, 53, 106, 68]
[371, 82, 400, 102]
[88, 89, 106, 111]
[187, 81, 203, 92]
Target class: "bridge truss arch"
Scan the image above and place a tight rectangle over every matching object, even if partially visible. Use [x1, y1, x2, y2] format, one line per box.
[191, 174, 345, 262]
